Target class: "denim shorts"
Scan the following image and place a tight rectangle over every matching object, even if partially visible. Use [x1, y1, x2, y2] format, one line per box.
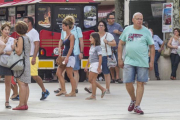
[102, 56, 111, 74]
[73, 55, 80, 70]
[123, 64, 148, 83]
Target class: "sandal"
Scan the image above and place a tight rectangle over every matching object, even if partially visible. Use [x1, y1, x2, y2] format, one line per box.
[101, 89, 106, 98]
[12, 95, 19, 101]
[85, 96, 96, 100]
[56, 91, 66, 96]
[84, 87, 92, 93]
[65, 93, 76, 97]
[54, 88, 61, 93]
[5, 102, 11, 109]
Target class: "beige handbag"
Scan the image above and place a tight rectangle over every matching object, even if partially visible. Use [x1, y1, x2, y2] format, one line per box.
[163, 46, 171, 57]
[0, 40, 6, 54]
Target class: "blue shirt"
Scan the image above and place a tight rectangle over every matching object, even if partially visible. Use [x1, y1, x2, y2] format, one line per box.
[120, 25, 154, 67]
[153, 35, 163, 50]
[61, 26, 83, 55]
[107, 22, 123, 49]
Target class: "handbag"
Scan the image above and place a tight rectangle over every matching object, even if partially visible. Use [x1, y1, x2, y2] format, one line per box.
[104, 34, 117, 68]
[163, 44, 171, 57]
[0, 40, 6, 54]
[6, 36, 25, 71]
[56, 56, 66, 66]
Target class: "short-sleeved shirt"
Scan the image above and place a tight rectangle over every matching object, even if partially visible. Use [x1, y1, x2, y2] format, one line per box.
[107, 22, 123, 49]
[100, 32, 114, 56]
[89, 45, 102, 64]
[119, 25, 154, 67]
[0, 37, 14, 65]
[153, 35, 163, 50]
[26, 28, 40, 56]
[61, 26, 83, 55]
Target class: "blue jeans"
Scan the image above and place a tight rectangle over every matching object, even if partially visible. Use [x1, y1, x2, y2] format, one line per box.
[154, 50, 161, 77]
[170, 53, 180, 77]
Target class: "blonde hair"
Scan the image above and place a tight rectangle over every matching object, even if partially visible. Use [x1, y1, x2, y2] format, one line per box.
[15, 21, 28, 35]
[1, 22, 11, 31]
[62, 15, 75, 29]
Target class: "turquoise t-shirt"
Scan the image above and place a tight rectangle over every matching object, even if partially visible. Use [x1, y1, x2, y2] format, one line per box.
[119, 25, 154, 67]
[61, 26, 83, 55]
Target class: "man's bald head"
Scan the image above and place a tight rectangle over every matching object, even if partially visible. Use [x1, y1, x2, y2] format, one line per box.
[132, 12, 143, 29]
[133, 12, 143, 18]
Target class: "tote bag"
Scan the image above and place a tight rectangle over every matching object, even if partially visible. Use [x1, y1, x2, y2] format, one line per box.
[104, 34, 117, 68]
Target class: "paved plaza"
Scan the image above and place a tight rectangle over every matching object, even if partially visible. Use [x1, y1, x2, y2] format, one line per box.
[0, 80, 180, 120]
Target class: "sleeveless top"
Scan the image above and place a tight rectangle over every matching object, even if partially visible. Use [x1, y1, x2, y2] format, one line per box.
[171, 38, 179, 54]
[62, 34, 74, 56]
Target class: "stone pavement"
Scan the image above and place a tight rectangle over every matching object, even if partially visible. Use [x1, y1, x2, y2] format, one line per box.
[0, 81, 180, 120]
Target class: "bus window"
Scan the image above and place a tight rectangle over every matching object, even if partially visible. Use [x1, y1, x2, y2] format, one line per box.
[37, 6, 51, 28]
[0, 8, 6, 31]
[8, 7, 16, 35]
[84, 6, 97, 29]
[27, 5, 35, 21]
[16, 6, 26, 22]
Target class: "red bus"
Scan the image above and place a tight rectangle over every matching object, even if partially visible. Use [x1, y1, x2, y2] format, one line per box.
[0, 0, 99, 82]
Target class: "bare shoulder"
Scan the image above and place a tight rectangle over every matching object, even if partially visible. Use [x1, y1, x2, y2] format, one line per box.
[70, 34, 75, 40]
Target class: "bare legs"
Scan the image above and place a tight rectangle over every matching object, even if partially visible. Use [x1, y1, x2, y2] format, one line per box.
[32, 76, 46, 92]
[104, 74, 111, 90]
[126, 81, 144, 106]
[86, 72, 106, 100]
[0, 75, 12, 107]
[65, 67, 76, 96]
[56, 66, 76, 96]
[16, 79, 29, 107]
[74, 70, 79, 89]
[56, 65, 66, 96]
[11, 84, 19, 99]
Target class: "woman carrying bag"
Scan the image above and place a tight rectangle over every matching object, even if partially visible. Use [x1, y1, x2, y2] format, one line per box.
[167, 28, 180, 80]
[12, 21, 31, 110]
[97, 20, 116, 94]
[0, 22, 15, 109]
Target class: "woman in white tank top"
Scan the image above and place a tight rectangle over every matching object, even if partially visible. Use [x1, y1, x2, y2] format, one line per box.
[167, 28, 180, 80]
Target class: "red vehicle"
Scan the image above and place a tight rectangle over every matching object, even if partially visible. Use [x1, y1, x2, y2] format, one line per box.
[0, 0, 99, 82]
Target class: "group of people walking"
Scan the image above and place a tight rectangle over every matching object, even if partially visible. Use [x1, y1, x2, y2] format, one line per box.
[0, 11, 179, 115]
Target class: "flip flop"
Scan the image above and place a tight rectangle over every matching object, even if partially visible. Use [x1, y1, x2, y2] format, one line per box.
[101, 90, 106, 98]
[65, 93, 76, 97]
[85, 97, 96, 100]
[56, 91, 66, 96]
[84, 87, 92, 93]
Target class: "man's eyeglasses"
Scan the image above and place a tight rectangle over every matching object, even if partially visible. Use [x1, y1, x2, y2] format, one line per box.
[108, 18, 115, 19]
[134, 18, 143, 21]
[98, 25, 104, 27]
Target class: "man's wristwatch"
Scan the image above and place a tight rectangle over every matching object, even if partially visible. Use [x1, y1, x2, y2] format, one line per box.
[81, 52, 83, 54]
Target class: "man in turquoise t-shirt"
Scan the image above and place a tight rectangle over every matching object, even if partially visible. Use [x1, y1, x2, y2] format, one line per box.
[118, 12, 155, 114]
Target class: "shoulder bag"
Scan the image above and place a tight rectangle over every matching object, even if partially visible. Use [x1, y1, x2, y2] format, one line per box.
[104, 33, 117, 68]
[7, 36, 25, 71]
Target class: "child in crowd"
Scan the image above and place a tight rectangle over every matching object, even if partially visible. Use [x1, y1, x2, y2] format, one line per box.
[84, 32, 106, 100]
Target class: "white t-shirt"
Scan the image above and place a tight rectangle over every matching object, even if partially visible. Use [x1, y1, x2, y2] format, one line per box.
[100, 32, 114, 56]
[26, 28, 40, 56]
[0, 37, 14, 65]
